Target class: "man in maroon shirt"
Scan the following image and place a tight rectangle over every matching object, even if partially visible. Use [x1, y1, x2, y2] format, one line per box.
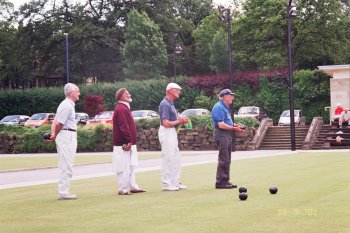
[112, 88, 145, 195]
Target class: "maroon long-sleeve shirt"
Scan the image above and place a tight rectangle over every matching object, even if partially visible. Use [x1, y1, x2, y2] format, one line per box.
[112, 102, 137, 146]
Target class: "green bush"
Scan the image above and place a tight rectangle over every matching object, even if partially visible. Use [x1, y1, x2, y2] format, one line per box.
[234, 117, 261, 128]
[0, 69, 331, 126]
[0, 124, 114, 153]
[135, 118, 160, 130]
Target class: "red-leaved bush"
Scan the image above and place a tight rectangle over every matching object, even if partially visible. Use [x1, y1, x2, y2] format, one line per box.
[187, 67, 289, 95]
[83, 95, 105, 117]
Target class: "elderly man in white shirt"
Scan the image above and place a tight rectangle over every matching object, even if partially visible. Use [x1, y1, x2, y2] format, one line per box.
[339, 108, 350, 128]
[47, 83, 80, 200]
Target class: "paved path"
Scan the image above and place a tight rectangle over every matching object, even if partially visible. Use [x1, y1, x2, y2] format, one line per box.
[0, 150, 299, 190]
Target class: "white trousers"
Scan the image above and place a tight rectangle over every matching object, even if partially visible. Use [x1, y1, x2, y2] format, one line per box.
[56, 130, 77, 195]
[112, 145, 139, 192]
[158, 126, 181, 188]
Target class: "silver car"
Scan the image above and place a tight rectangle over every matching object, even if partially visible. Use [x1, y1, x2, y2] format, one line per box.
[132, 110, 159, 120]
[0, 115, 30, 126]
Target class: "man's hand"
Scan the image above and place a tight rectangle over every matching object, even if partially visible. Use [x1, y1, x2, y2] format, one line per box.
[122, 143, 132, 151]
[44, 133, 56, 142]
[178, 116, 189, 125]
[232, 126, 244, 133]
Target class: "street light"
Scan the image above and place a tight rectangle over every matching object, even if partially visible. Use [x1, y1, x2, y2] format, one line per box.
[173, 34, 183, 81]
[218, 6, 233, 94]
[64, 33, 69, 84]
[287, 0, 297, 151]
[218, 5, 235, 151]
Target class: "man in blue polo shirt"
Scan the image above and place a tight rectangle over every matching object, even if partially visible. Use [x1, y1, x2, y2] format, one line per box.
[212, 89, 244, 189]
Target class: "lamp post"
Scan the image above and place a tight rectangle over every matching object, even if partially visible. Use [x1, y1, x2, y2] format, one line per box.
[64, 33, 69, 84]
[218, 5, 235, 151]
[173, 34, 183, 81]
[287, 0, 297, 151]
[218, 5, 234, 112]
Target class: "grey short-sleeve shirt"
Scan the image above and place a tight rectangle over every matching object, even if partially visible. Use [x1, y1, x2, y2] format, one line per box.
[159, 97, 177, 126]
[55, 98, 77, 130]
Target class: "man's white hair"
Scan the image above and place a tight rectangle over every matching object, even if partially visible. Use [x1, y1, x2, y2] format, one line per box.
[64, 83, 79, 97]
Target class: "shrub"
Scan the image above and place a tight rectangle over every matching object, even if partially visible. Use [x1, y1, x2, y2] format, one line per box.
[234, 117, 261, 128]
[135, 118, 160, 130]
[83, 95, 105, 117]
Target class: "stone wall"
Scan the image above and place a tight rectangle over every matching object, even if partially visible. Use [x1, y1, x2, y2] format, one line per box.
[0, 127, 256, 153]
[137, 126, 256, 151]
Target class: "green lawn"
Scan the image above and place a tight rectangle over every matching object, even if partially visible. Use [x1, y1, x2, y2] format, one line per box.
[0, 152, 349, 233]
[0, 153, 162, 172]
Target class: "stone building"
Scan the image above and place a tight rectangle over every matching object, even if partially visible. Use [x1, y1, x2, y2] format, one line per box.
[318, 64, 350, 123]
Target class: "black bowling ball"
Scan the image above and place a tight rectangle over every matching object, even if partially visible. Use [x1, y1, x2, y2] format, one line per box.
[269, 186, 278, 194]
[43, 133, 51, 140]
[239, 192, 248, 201]
[239, 186, 247, 193]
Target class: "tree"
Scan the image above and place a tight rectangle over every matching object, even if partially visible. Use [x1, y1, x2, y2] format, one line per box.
[210, 29, 228, 74]
[123, 9, 168, 80]
[234, 0, 350, 71]
[193, 13, 226, 74]
[83, 95, 105, 117]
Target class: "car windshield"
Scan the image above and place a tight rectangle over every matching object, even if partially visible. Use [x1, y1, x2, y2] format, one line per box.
[281, 110, 298, 117]
[95, 111, 113, 119]
[181, 109, 197, 116]
[132, 111, 147, 117]
[30, 113, 47, 120]
[1, 115, 19, 122]
[238, 107, 258, 115]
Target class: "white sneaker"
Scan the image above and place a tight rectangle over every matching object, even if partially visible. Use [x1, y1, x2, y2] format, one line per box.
[162, 186, 179, 191]
[178, 184, 187, 190]
[58, 193, 78, 200]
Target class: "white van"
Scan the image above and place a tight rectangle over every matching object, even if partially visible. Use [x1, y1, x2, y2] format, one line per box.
[278, 110, 306, 126]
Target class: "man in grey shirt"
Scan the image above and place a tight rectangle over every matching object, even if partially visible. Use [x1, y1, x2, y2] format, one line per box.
[158, 83, 189, 191]
[47, 83, 80, 200]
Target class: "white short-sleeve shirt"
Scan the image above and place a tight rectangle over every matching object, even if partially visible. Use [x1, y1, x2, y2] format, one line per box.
[55, 98, 77, 130]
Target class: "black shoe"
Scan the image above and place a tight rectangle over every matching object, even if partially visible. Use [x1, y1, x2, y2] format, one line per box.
[227, 182, 238, 188]
[216, 184, 236, 189]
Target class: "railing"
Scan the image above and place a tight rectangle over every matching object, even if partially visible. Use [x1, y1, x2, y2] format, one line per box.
[302, 117, 323, 150]
[248, 118, 273, 150]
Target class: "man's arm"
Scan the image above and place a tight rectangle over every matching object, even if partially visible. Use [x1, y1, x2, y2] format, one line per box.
[162, 117, 188, 128]
[47, 121, 63, 141]
[218, 121, 243, 132]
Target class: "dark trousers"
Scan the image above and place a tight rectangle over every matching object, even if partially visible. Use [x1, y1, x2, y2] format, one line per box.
[214, 128, 233, 185]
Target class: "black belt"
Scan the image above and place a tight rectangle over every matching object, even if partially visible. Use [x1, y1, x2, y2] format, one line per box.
[62, 128, 77, 132]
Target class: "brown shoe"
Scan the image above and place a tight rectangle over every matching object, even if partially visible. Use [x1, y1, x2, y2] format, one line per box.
[118, 191, 132, 195]
[130, 189, 146, 193]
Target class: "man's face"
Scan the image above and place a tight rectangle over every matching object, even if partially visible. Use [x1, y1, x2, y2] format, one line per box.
[169, 88, 181, 99]
[222, 94, 234, 105]
[120, 90, 132, 103]
[70, 88, 80, 102]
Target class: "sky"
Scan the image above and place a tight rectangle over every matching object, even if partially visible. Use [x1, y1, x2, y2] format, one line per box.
[9, 0, 234, 10]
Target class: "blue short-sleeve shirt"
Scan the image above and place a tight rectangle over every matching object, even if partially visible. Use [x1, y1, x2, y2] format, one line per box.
[159, 97, 177, 126]
[211, 100, 233, 128]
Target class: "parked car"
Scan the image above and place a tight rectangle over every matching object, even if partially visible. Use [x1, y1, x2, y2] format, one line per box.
[24, 113, 56, 127]
[235, 106, 267, 121]
[75, 113, 90, 125]
[86, 111, 113, 125]
[132, 110, 159, 120]
[278, 110, 306, 126]
[180, 108, 211, 117]
[0, 115, 30, 126]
